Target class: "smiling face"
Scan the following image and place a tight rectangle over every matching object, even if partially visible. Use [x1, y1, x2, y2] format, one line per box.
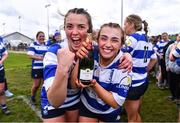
[98, 26, 123, 66]
[36, 32, 45, 44]
[64, 13, 89, 52]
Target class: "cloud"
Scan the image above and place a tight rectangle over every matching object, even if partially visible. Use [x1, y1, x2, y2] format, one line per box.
[0, 0, 180, 38]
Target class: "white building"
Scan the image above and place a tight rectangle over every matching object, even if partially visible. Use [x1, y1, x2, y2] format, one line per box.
[2, 32, 33, 47]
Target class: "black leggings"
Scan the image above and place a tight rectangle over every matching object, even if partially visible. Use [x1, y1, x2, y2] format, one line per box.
[168, 71, 180, 99]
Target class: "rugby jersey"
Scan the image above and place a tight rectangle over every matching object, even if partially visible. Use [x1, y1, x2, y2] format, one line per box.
[172, 42, 180, 66]
[81, 48, 132, 115]
[154, 40, 169, 56]
[41, 40, 81, 112]
[27, 41, 48, 69]
[0, 41, 8, 71]
[122, 31, 156, 87]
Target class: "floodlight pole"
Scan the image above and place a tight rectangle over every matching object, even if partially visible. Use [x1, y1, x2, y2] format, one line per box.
[45, 4, 51, 38]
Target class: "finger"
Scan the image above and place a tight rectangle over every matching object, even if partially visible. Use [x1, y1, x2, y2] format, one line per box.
[76, 48, 88, 59]
[75, 80, 81, 88]
[82, 41, 88, 47]
[122, 65, 132, 73]
[79, 82, 88, 88]
[81, 47, 89, 55]
[120, 61, 131, 69]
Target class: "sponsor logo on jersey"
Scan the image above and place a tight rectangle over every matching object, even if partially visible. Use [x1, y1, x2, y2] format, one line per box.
[125, 39, 132, 46]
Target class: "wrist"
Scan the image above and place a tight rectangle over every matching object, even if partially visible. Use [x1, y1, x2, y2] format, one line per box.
[57, 65, 69, 74]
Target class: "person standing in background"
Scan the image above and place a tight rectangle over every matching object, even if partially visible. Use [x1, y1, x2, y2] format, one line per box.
[0, 37, 10, 114]
[27, 31, 48, 104]
[0, 37, 14, 98]
[154, 32, 170, 89]
[122, 14, 157, 122]
[46, 30, 62, 47]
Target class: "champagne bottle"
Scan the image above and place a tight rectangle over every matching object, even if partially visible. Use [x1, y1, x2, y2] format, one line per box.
[78, 34, 94, 85]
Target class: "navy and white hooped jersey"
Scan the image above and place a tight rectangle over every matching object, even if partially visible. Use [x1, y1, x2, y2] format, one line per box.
[173, 42, 180, 58]
[122, 31, 156, 87]
[27, 41, 48, 69]
[154, 40, 169, 55]
[41, 40, 81, 111]
[0, 41, 8, 71]
[172, 42, 180, 66]
[81, 49, 132, 115]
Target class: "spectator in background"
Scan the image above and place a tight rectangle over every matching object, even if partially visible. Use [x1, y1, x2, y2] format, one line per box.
[46, 30, 62, 47]
[169, 33, 180, 122]
[27, 31, 48, 104]
[165, 34, 180, 102]
[0, 38, 10, 114]
[0, 37, 14, 98]
[154, 32, 170, 89]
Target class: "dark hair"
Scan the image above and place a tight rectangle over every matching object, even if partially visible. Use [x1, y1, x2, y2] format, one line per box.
[97, 22, 124, 44]
[36, 31, 44, 39]
[64, 8, 93, 33]
[126, 14, 148, 36]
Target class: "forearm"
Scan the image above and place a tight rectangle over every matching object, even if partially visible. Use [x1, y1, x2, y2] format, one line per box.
[147, 59, 157, 72]
[0, 54, 8, 64]
[47, 65, 69, 108]
[28, 54, 43, 61]
[92, 83, 119, 109]
[70, 60, 79, 89]
[169, 51, 176, 61]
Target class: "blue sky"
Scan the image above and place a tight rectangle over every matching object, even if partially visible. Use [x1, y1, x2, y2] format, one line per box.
[0, 0, 180, 39]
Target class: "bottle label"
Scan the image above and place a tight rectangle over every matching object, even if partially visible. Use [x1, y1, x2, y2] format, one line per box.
[80, 68, 93, 80]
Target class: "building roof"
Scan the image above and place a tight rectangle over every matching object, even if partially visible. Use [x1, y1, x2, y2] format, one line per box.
[1, 32, 33, 41]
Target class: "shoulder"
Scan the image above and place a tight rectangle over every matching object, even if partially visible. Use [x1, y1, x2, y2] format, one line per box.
[130, 32, 147, 41]
[47, 43, 62, 55]
[29, 41, 37, 47]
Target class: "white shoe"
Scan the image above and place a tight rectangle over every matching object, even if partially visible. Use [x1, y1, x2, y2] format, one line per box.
[5, 90, 14, 97]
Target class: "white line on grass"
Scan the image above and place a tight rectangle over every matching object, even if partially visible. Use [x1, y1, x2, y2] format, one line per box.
[7, 95, 42, 120]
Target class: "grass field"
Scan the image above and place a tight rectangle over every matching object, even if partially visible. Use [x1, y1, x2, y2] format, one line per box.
[0, 52, 178, 122]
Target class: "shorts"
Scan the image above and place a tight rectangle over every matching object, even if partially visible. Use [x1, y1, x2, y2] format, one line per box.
[79, 102, 121, 122]
[42, 102, 80, 119]
[0, 69, 5, 83]
[31, 69, 43, 79]
[126, 82, 149, 100]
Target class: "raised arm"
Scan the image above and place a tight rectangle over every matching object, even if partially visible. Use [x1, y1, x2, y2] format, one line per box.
[46, 48, 76, 108]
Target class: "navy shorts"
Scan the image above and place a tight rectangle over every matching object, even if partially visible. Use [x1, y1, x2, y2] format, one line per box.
[0, 69, 5, 83]
[42, 102, 80, 119]
[79, 102, 121, 122]
[31, 69, 43, 79]
[126, 82, 149, 100]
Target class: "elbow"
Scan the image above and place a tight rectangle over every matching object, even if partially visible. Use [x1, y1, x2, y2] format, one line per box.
[47, 93, 66, 109]
[27, 55, 33, 59]
[51, 103, 62, 109]
[48, 96, 65, 109]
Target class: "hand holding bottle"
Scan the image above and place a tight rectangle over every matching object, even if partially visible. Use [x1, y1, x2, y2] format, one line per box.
[76, 33, 92, 59]
[75, 79, 97, 88]
[77, 33, 94, 85]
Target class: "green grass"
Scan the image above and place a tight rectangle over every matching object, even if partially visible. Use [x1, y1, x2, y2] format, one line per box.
[0, 52, 178, 122]
[2, 52, 41, 122]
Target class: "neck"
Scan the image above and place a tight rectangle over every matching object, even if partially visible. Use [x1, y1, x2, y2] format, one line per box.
[99, 57, 114, 67]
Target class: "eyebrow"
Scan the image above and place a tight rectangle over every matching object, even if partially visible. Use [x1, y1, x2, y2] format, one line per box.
[100, 35, 120, 39]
